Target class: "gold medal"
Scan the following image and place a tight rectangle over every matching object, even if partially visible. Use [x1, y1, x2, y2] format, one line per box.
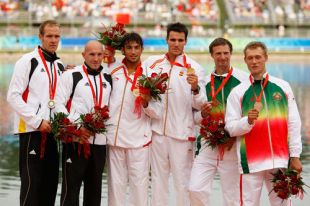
[254, 101, 263, 111]
[48, 100, 55, 109]
[212, 99, 220, 107]
[187, 68, 195, 74]
[132, 89, 140, 97]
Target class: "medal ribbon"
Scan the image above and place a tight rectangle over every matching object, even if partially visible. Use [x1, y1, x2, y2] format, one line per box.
[249, 74, 269, 103]
[82, 65, 103, 107]
[165, 53, 191, 69]
[122, 59, 143, 91]
[38, 48, 57, 103]
[210, 68, 233, 100]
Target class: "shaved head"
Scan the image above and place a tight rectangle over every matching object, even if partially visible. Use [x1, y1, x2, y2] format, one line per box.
[83, 40, 103, 53]
[82, 40, 104, 70]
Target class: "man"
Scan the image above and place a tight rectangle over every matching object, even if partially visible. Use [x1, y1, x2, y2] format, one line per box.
[55, 40, 112, 206]
[143, 22, 206, 206]
[7, 20, 63, 206]
[225, 41, 302, 206]
[107, 32, 160, 206]
[189, 37, 248, 206]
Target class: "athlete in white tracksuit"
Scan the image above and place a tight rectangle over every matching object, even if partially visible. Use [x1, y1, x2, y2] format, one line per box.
[7, 20, 63, 206]
[189, 38, 248, 206]
[107, 32, 161, 206]
[55, 41, 111, 206]
[143, 23, 206, 206]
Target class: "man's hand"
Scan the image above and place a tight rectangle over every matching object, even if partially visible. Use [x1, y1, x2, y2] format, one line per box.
[141, 94, 151, 108]
[79, 127, 93, 142]
[289, 157, 303, 177]
[65, 64, 75, 71]
[38, 120, 52, 133]
[186, 73, 198, 91]
[248, 109, 259, 125]
[201, 102, 212, 118]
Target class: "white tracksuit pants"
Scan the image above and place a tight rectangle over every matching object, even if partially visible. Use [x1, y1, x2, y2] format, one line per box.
[240, 168, 290, 206]
[108, 145, 150, 206]
[151, 132, 194, 206]
[189, 145, 240, 206]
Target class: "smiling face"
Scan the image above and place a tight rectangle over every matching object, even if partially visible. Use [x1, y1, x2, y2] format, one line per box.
[166, 31, 187, 58]
[122, 41, 143, 64]
[244, 47, 268, 79]
[82, 41, 104, 70]
[211, 44, 232, 72]
[39, 24, 61, 54]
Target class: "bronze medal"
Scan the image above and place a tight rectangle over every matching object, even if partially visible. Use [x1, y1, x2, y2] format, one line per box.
[212, 99, 220, 107]
[254, 101, 263, 111]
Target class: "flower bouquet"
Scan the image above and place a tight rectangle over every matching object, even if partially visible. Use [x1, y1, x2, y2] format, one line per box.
[51, 112, 81, 143]
[137, 72, 169, 102]
[80, 105, 110, 134]
[271, 169, 307, 200]
[97, 23, 127, 63]
[198, 115, 231, 160]
[132, 72, 169, 117]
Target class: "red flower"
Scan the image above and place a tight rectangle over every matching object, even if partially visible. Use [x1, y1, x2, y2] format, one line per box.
[84, 114, 93, 123]
[208, 124, 218, 132]
[151, 73, 157, 78]
[63, 117, 70, 125]
[160, 73, 169, 81]
[201, 118, 209, 126]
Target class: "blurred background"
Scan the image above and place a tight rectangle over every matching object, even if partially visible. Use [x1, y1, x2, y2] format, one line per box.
[0, 0, 310, 205]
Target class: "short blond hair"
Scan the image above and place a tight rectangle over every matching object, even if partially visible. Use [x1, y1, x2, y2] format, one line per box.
[243, 41, 268, 56]
[39, 20, 60, 35]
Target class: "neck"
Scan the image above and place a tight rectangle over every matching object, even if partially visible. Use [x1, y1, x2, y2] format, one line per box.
[252, 69, 266, 80]
[215, 66, 230, 75]
[124, 59, 140, 74]
[40, 46, 55, 56]
[167, 52, 179, 62]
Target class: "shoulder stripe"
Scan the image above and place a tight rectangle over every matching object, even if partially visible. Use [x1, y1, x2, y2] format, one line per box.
[149, 57, 166, 69]
[111, 65, 124, 75]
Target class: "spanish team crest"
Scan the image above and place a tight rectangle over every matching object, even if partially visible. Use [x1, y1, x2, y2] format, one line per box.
[179, 71, 184, 76]
[272, 92, 282, 101]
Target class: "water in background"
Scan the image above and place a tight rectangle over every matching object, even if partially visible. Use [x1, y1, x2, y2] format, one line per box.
[0, 54, 309, 205]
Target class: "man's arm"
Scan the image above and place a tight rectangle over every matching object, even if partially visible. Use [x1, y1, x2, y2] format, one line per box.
[7, 56, 43, 129]
[225, 87, 254, 137]
[286, 82, 302, 173]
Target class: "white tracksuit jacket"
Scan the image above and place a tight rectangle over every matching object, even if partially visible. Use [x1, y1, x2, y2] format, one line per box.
[143, 54, 207, 141]
[106, 62, 162, 148]
[7, 47, 64, 134]
[55, 65, 112, 145]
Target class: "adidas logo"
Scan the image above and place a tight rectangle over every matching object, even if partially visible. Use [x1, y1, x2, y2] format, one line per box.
[29, 150, 36, 155]
[41, 68, 45, 72]
[66, 158, 72, 163]
[85, 82, 90, 86]
[102, 82, 107, 88]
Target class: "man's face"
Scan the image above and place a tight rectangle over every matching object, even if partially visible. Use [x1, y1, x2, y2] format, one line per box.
[122, 41, 143, 64]
[211, 44, 231, 70]
[82, 43, 104, 70]
[166, 31, 187, 57]
[244, 47, 268, 77]
[39, 25, 61, 53]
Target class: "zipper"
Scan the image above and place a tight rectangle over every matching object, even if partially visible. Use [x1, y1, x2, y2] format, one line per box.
[114, 80, 128, 146]
[221, 77, 226, 114]
[163, 65, 173, 135]
[262, 84, 275, 168]
[35, 103, 41, 115]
